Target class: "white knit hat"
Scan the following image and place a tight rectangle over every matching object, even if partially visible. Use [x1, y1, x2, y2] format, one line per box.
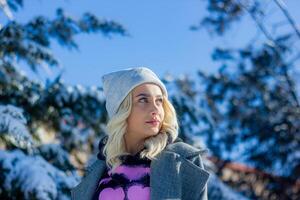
[101, 67, 168, 119]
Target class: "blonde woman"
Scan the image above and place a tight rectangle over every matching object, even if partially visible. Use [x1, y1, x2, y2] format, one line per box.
[71, 67, 210, 200]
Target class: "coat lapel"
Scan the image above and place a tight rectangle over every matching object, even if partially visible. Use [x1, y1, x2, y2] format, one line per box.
[180, 155, 210, 200]
[150, 151, 182, 199]
[150, 150, 210, 200]
[71, 160, 106, 200]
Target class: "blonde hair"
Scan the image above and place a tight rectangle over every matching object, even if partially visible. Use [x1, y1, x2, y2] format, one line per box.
[103, 90, 179, 170]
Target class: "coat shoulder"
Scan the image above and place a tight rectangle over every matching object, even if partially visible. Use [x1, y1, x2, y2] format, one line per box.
[165, 141, 208, 159]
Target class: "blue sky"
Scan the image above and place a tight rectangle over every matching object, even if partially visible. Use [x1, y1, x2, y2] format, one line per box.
[2, 0, 300, 86]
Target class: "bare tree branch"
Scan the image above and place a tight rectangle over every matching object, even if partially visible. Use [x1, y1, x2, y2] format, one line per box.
[273, 0, 300, 41]
[237, 0, 300, 107]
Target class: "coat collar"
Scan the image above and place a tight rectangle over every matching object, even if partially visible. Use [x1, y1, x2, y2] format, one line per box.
[71, 138, 210, 200]
[150, 142, 210, 200]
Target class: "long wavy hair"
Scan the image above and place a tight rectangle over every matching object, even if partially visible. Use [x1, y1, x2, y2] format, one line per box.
[102, 89, 179, 170]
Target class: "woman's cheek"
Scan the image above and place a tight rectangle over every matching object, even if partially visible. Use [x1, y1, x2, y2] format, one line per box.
[159, 106, 164, 115]
[138, 104, 147, 110]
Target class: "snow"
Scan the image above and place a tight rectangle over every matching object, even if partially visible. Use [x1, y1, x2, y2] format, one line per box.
[0, 104, 34, 150]
[0, 149, 79, 200]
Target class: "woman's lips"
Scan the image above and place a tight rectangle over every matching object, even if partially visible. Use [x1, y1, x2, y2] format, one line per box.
[146, 121, 159, 126]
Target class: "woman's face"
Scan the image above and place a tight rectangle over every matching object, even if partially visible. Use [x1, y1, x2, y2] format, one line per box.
[126, 83, 165, 141]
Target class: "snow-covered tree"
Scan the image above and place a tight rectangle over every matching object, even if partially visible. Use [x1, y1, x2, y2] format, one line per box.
[0, 1, 264, 199]
[0, 1, 126, 199]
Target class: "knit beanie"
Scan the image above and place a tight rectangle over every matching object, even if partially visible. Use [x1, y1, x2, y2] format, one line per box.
[101, 67, 168, 119]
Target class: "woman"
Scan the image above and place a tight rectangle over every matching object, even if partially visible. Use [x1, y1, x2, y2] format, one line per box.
[71, 67, 210, 200]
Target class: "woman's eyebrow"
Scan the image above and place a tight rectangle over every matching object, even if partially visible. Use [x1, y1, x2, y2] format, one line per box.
[135, 93, 163, 98]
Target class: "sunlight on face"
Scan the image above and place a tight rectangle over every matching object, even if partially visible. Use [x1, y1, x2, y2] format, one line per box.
[126, 83, 165, 141]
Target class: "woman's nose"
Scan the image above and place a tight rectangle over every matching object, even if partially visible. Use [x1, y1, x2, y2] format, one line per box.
[150, 103, 159, 115]
[151, 111, 157, 116]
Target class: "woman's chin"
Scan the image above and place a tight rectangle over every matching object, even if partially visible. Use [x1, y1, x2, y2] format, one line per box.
[144, 129, 159, 137]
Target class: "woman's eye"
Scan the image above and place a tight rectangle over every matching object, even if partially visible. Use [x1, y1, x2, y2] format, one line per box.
[138, 98, 163, 103]
[139, 98, 147, 102]
[157, 98, 163, 103]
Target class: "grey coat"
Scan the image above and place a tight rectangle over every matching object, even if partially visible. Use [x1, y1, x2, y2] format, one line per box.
[71, 141, 210, 200]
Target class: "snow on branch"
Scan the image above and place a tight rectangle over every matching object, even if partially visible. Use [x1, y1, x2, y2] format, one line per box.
[0, 104, 34, 150]
[0, 149, 80, 200]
